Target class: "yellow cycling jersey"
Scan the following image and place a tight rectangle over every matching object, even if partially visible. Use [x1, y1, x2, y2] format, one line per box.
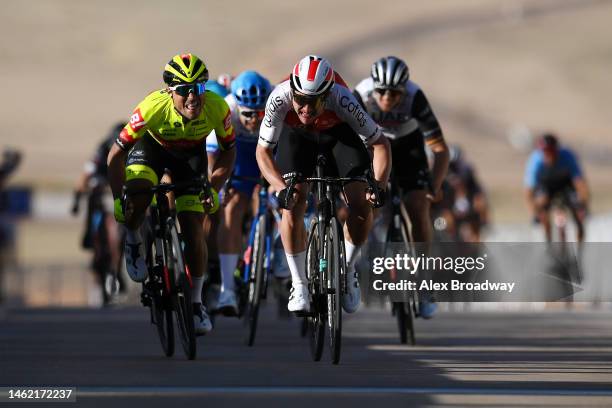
[117, 89, 235, 152]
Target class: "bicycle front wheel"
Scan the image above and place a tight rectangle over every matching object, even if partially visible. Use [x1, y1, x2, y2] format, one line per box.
[144, 224, 175, 357]
[166, 219, 196, 360]
[398, 213, 416, 346]
[327, 218, 343, 365]
[245, 214, 266, 346]
[306, 218, 324, 361]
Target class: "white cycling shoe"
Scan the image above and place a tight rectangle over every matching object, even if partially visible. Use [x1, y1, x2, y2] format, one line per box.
[193, 303, 213, 335]
[288, 284, 310, 313]
[342, 270, 361, 314]
[215, 290, 238, 317]
[124, 232, 147, 282]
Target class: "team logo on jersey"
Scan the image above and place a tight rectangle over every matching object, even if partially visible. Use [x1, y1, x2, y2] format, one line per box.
[264, 95, 284, 128]
[129, 108, 146, 132]
[339, 95, 366, 127]
[223, 111, 232, 130]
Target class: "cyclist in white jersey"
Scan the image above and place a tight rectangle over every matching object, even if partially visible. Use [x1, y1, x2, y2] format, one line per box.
[256, 55, 391, 314]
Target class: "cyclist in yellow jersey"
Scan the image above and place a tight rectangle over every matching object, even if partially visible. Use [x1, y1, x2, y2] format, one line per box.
[107, 53, 236, 334]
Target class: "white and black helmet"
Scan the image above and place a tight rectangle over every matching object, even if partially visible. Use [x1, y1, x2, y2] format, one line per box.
[290, 55, 335, 96]
[371, 56, 409, 90]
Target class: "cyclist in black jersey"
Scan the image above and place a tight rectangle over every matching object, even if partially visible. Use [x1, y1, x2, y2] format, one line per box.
[354, 56, 449, 318]
[72, 122, 127, 301]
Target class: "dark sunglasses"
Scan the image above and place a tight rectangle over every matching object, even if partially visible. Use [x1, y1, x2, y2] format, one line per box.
[293, 92, 325, 107]
[240, 109, 265, 120]
[169, 82, 206, 97]
[374, 88, 403, 97]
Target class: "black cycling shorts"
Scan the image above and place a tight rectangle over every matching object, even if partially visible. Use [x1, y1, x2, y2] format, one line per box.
[125, 135, 207, 213]
[275, 123, 371, 180]
[390, 134, 431, 191]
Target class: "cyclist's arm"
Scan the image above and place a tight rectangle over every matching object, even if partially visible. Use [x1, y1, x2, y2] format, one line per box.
[331, 85, 391, 186]
[413, 89, 448, 194]
[563, 149, 589, 205]
[428, 140, 449, 195]
[524, 187, 536, 216]
[257, 84, 292, 192]
[107, 142, 127, 199]
[208, 96, 237, 191]
[256, 145, 286, 192]
[370, 135, 391, 189]
[573, 177, 589, 206]
[523, 151, 540, 215]
[210, 147, 235, 192]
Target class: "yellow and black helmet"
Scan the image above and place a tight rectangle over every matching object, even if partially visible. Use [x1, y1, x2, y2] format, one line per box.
[163, 53, 209, 85]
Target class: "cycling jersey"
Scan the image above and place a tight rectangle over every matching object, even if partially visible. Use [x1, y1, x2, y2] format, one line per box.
[207, 94, 260, 194]
[258, 76, 381, 149]
[353, 78, 443, 145]
[116, 90, 235, 153]
[524, 148, 582, 191]
[85, 135, 115, 181]
[353, 78, 442, 191]
[448, 160, 483, 199]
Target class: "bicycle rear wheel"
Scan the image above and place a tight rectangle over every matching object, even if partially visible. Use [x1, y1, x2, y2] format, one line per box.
[245, 214, 266, 346]
[306, 218, 324, 361]
[327, 218, 343, 364]
[166, 219, 196, 360]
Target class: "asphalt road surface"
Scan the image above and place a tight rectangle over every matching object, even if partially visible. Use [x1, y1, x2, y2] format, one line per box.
[1, 302, 612, 407]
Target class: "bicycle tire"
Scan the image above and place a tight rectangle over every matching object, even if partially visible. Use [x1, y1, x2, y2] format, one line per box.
[143, 224, 176, 357]
[153, 294, 175, 357]
[327, 218, 343, 364]
[245, 214, 266, 346]
[166, 219, 196, 360]
[392, 302, 408, 344]
[398, 212, 417, 346]
[306, 218, 324, 361]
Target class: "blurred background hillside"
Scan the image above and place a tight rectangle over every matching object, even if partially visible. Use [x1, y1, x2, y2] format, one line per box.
[2, 0, 611, 219]
[0, 0, 611, 305]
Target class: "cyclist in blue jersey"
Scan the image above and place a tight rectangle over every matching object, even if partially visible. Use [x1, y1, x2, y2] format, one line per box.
[524, 133, 589, 243]
[207, 71, 273, 316]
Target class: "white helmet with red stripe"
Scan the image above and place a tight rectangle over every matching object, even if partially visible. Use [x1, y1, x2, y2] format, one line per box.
[290, 55, 334, 96]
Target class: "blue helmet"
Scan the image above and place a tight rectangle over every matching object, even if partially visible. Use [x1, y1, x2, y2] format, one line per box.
[205, 80, 229, 97]
[231, 70, 272, 110]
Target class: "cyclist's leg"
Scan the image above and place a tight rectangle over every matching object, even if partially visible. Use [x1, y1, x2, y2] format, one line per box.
[216, 189, 250, 314]
[566, 192, 586, 243]
[172, 146, 214, 332]
[405, 190, 432, 245]
[330, 124, 373, 313]
[102, 212, 123, 294]
[217, 138, 260, 313]
[276, 128, 316, 312]
[393, 134, 438, 317]
[123, 137, 162, 281]
[534, 189, 552, 242]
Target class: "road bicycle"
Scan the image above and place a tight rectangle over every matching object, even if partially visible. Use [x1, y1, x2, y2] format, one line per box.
[231, 176, 281, 346]
[288, 154, 380, 365]
[383, 176, 419, 345]
[127, 176, 212, 360]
